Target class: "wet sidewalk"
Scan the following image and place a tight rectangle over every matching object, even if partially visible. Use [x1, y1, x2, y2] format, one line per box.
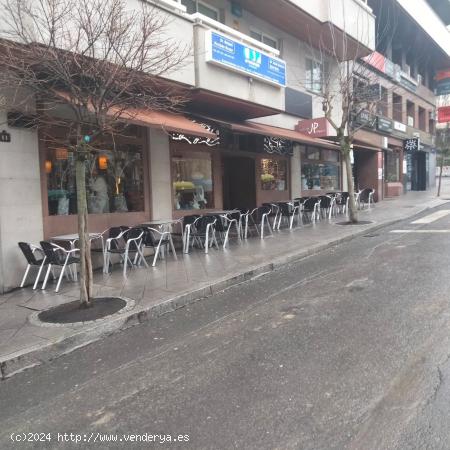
[1, 185, 449, 378]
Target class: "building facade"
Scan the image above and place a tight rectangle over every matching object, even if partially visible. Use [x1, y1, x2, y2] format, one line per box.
[0, 0, 446, 292]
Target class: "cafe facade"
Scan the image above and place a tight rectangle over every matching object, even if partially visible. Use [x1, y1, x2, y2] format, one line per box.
[0, 99, 346, 292]
[0, 0, 376, 292]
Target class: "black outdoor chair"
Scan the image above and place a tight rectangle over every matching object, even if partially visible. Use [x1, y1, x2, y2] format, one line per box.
[185, 215, 219, 254]
[359, 188, 375, 209]
[335, 192, 350, 215]
[214, 212, 242, 248]
[302, 197, 320, 223]
[243, 206, 272, 239]
[18, 242, 47, 290]
[181, 215, 201, 253]
[40, 241, 80, 293]
[141, 226, 177, 267]
[276, 202, 299, 229]
[318, 195, 333, 219]
[262, 203, 280, 229]
[104, 227, 146, 277]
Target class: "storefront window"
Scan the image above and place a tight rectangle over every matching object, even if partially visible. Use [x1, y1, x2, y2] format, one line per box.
[46, 144, 144, 216]
[260, 158, 287, 191]
[306, 148, 321, 160]
[385, 151, 400, 182]
[301, 147, 341, 191]
[172, 152, 214, 210]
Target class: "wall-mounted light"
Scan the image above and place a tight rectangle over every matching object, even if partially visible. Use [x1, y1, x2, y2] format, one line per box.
[98, 155, 108, 170]
[45, 160, 52, 174]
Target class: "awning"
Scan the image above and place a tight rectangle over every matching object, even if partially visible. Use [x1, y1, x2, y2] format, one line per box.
[118, 109, 216, 139]
[229, 120, 340, 150]
[53, 90, 216, 139]
[352, 138, 381, 152]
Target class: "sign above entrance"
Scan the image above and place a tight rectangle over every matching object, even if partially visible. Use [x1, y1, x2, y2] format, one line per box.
[403, 138, 420, 152]
[295, 117, 334, 138]
[170, 121, 220, 147]
[264, 136, 293, 156]
[377, 116, 393, 133]
[205, 30, 287, 87]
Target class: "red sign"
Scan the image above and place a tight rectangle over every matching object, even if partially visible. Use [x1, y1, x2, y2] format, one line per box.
[436, 70, 450, 81]
[438, 106, 450, 124]
[295, 117, 334, 138]
[362, 51, 386, 74]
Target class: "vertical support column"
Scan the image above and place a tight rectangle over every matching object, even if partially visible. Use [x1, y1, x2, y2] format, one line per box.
[290, 145, 302, 198]
[148, 128, 173, 220]
[0, 110, 43, 292]
[377, 151, 384, 202]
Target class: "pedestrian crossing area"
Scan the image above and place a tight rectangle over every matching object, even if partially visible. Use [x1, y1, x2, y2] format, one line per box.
[390, 210, 450, 233]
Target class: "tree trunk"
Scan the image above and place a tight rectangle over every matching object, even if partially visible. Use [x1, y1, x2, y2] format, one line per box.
[76, 144, 93, 307]
[437, 153, 444, 197]
[341, 139, 358, 223]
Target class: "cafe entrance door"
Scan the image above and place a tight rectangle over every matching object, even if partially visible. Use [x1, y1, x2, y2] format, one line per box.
[222, 156, 256, 211]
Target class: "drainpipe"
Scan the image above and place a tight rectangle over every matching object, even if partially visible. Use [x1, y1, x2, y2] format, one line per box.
[193, 21, 202, 88]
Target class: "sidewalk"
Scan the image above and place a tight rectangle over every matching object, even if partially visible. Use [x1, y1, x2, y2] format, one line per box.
[1, 185, 449, 379]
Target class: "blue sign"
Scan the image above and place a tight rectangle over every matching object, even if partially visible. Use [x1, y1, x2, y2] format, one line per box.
[206, 31, 286, 87]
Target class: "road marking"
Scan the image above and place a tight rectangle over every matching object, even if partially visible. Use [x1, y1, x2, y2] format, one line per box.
[411, 210, 450, 224]
[390, 230, 450, 233]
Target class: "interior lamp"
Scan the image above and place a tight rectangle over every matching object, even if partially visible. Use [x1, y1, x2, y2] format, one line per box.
[45, 160, 52, 174]
[98, 155, 108, 170]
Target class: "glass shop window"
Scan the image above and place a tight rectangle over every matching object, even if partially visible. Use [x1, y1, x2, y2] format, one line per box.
[385, 151, 400, 182]
[45, 145, 144, 216]
[302, 163, 341, 192]
[260, 158, 287, 191]
[172, 152, 214, 210]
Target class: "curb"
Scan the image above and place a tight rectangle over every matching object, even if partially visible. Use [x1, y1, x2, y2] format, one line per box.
[0, 201, 447, 379]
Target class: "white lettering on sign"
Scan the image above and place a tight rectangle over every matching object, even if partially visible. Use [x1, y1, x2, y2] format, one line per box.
[307, 122, 320, 134]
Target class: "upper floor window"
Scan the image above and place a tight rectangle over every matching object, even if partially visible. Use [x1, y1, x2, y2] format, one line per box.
[306, 58, 325, 93]
[181, 0, 219, 21]
[249, 30, 278, 50]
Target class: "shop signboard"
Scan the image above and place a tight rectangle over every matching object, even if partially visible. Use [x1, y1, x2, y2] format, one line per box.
[403, 137, 420, 152]
[295, 117, 334, 138]
[399, 73, 417, 93]
[352, 109, 376, 128]
[362, 52, 400, 83]
[438, 106, 450, 123]
[205, 30, 286, 87]
[377, 116, 393, 133]
[436, 69, 450, 96]
[354, 83, 381, 102]
[394, 121, 407, 133]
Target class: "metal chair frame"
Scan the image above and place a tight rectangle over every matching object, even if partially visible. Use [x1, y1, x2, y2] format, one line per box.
[18, 242, 47, 290]
[40, 242, 80, 293]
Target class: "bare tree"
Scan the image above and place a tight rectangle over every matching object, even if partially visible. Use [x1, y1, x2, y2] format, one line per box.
[299, 1, 407, 223]
[0, 0, 190, 307]
[436, 124, 450, 197]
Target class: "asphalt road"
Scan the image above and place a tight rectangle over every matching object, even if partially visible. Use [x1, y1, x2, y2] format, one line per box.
[2, 204, 450, 450]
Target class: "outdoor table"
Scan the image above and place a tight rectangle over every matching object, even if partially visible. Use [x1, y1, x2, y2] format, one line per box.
[140, 219, 180, 261]
[210, 210, 239, 216]
[141, 218, 179, 227]
[50, 232, 103, 249]
[49, 233, 102, 282]
[141, 218, 181, 234]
